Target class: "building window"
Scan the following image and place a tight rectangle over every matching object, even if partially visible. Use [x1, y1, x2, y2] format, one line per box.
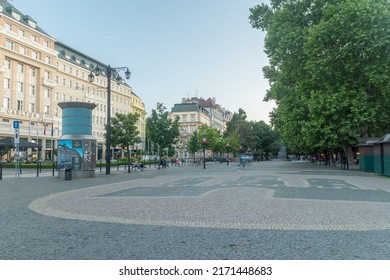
[4, 78, 10, 89]
[44, 88, 50, 98]
[31, 34, 37, 42]
[5, 23, 12, 31]
[30, 67, 36, 77]
[31, 51, 38, 60]
[191, 114, 196, 122]
[44, 105, 50, 115]
[45, 56, 51, 64]
[30, 85, 36, 95]
[17, 100, 24, 111]
[5, 59, 11, 69]
[44, 71, 51, 80]
[17, 82, 24, 92]
[3, 97, 10, 109]
[20, 46, 27, 55]
[19, 29, 25, 37]
[6, 40, 14, 50]
[17, 63, 24, 73]
[29, 103, 35, 113]
[12, 12, 21, 21]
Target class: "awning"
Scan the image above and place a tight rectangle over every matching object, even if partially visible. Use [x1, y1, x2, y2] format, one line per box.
[0, 137, 41, 149]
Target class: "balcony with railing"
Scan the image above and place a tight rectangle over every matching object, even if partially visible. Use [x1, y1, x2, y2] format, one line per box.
[42, 78, 56, 88]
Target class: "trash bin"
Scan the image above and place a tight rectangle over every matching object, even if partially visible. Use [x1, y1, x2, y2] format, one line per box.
[65, 168, 72, 180]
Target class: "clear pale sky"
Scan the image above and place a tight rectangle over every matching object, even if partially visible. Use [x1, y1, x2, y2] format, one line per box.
[12, 0, 274, 122]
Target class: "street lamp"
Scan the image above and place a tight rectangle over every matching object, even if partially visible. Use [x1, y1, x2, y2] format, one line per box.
[200, 137, 207, 169]
[88, 64, 131, 175]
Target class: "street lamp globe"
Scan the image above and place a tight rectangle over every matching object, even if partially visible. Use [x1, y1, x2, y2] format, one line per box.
[125, 68, 131, 79]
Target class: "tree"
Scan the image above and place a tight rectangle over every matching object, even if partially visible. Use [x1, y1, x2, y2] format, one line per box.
[197, 124, 221, 154]
[224, 108, 248, 136]
[223, 108, 279, 158]
[110, 112, 141, 172]
[146, 103, 180, 157]
[303, 0, 390, 156]
[224, 108, 255, 151]
[186, 125, 223, 158]
[187, 130, 200, 155]
[252, 121, 279, 160]
[222, 133, 240, 155]
[250, 0, 390, 160]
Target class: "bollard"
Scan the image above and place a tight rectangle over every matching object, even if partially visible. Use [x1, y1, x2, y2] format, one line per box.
[0, 162, 2, 180]
[36, 161, 39, 177]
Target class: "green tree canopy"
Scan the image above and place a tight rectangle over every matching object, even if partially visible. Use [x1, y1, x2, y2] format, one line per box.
[187, 130, 201, 155]
[250, 0, 390, 156]
[223, 108, 279, 158]
[110, 112, 141, 172]
[146, 103, 180, 156]
[110, 112, 141, 150]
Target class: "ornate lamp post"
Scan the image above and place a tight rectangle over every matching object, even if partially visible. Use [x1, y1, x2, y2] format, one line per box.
[200, 137, 207, 169]
[88, 65, 131, 175]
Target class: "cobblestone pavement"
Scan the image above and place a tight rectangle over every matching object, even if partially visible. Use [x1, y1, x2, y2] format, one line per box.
[1, 161, 390, 259]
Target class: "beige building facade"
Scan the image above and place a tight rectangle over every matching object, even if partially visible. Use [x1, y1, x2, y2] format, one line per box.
[0, 1, 146, 162]
[131, 91, 146, 150]
[170, 97, 233, 159]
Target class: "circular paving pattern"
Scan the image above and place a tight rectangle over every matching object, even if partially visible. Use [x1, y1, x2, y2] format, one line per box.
[28, 172, 390, 231]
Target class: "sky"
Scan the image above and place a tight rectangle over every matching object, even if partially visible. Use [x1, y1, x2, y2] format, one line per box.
[12, 0, 274, 123]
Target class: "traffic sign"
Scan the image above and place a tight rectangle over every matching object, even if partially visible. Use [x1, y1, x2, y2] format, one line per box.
[14, 131, 19, 144]
[13, 121, 19, 129]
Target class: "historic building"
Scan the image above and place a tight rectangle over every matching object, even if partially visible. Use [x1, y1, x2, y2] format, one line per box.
[170, 96, 233, 158]
[130, 91, 146, 149]
[0, 0, 146, 161]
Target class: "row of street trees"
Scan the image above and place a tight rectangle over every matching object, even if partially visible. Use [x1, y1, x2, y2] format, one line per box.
[146, 105, 279, 161]
[109, 103, 279, 163]
[249, 0, 390, 161]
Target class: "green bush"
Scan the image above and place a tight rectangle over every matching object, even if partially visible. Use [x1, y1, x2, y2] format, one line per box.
[1, 162, 54, 169]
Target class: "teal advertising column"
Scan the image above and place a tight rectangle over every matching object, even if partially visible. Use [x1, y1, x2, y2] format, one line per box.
[57, 102, 97, 179]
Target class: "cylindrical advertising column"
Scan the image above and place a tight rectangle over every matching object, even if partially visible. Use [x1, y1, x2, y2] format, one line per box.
[57, 102, 97, 179]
